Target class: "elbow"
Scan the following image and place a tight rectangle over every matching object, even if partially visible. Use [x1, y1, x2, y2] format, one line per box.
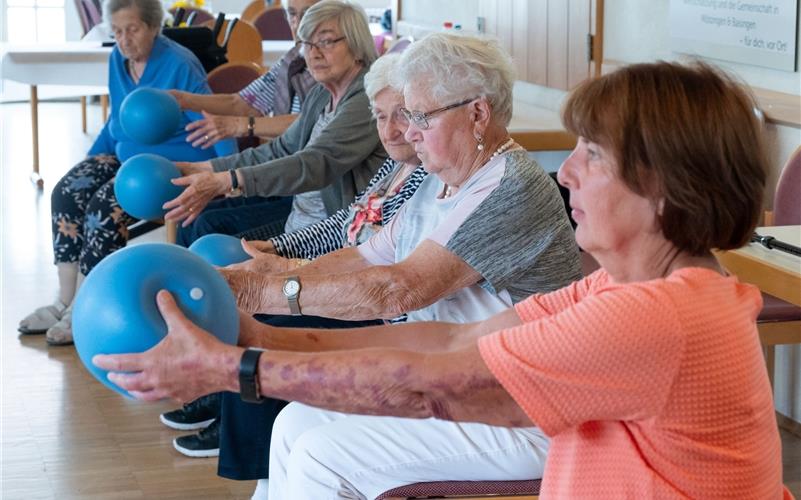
[367, 267, 431, 319]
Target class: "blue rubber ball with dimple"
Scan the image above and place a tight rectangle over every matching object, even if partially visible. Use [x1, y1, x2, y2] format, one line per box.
[72, 243, 239, 398]
[114, 153, 183, 221]
[119, 88, 181, 144]
[189, 234, 252, 267]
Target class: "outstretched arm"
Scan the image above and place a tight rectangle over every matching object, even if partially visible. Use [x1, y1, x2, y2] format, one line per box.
[222, 241, 483, 320]
[94, 291, 530, 427]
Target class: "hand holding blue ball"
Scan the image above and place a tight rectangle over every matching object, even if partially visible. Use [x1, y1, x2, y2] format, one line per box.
[73, 244, 239, 398]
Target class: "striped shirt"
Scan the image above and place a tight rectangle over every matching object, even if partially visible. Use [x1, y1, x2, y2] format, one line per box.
[238, 45, 314, 116]
[267, 159, 428, 259]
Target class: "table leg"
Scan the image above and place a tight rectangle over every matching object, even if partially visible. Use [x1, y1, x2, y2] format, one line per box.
[30, 85, 43, 188]
[101, 94, 108, 122]
[81, 96, 87, 133]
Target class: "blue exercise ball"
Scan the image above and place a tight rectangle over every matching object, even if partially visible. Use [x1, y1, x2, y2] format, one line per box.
[114, 153, 184, 221]
[119, 88, 181, 145]
[72, 243, 239, 398]
[189, 234, 252, 267]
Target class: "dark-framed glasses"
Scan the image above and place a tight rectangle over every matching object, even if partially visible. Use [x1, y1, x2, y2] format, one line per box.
[299, 36, 347, 53]
[399, 97, 477, 130]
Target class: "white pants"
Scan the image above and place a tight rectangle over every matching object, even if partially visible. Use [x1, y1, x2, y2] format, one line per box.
[267, 402, 550, 500]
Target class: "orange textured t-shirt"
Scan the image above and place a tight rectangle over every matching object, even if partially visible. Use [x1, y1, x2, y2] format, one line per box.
[479, 267, 788, 499]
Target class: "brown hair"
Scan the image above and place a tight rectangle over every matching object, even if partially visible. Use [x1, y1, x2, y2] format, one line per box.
[562, 61, 767, 255]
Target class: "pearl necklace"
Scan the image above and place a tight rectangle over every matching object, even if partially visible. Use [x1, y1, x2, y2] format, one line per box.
[443, 137, 517, 198]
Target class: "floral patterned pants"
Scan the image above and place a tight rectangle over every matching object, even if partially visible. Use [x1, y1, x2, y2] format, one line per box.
[51, 154, 137, 275]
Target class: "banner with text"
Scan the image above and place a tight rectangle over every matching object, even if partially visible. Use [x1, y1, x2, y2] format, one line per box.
[669, 0, 798, 71]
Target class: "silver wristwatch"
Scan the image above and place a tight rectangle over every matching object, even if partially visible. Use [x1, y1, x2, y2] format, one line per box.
[282, 276, 302, 315]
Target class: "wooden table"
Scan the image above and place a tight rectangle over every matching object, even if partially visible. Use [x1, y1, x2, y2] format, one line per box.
[716, 225, 801, 307]
[1, 40, 294, 187]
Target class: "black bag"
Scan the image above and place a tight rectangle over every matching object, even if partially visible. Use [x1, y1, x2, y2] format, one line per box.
[162, 12, 237, 73]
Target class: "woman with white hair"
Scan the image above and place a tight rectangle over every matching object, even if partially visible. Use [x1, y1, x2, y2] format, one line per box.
[163, 0, 387, 246]
[97, 33, 582, 498]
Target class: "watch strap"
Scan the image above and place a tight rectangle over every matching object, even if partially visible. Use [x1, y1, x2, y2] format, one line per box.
[284, 276, 301, 316]
[239, 348, 265, 403]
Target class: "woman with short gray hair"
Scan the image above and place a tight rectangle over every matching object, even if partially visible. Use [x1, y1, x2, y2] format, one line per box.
[164, 0, 387, 248]
[297, 0, 376, 68]
[393, 32, 515, 126]
[103, 0, 162, 28]
[17, 0, 235, 345]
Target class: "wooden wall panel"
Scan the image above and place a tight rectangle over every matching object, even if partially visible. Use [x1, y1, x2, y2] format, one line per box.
[511, 0, 530, 81]
[528, 0, 549, 86]
[396, 0, 601, 91]
[546, 0, 569, 89]
[567, 0, 592, 88]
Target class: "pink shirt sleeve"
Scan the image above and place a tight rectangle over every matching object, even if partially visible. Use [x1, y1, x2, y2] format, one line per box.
[513, 270, 606, 322]
[356, 203, 406, 265]
[479, 278, 686, 436]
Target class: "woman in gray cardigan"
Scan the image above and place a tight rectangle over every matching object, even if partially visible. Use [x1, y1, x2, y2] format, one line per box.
[163, 0, 387, 244]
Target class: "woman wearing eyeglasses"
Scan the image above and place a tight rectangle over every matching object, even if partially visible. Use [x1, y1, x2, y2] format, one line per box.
[163, 0, 387, 246]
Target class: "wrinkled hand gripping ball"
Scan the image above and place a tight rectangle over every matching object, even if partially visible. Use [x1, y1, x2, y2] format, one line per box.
[72, 244, 239, 397]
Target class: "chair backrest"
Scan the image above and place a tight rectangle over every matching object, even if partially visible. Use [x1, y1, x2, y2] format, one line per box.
[202, 19, 263, 67]
[774, 145, 801, 226]
[207, 61, 265, 94]
[253, 6, 292, 40]
[386, 36, 413, 54]
[74, 0, 92, 35]
[79, 0, 103, 32]
[376, 480, 541, 500]
[241, 0, 267, 23]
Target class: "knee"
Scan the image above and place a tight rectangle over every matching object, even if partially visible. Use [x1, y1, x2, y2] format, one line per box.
[271, 403, 310, 459]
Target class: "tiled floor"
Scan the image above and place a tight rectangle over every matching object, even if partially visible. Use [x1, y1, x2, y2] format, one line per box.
[1, 100, 799, 498]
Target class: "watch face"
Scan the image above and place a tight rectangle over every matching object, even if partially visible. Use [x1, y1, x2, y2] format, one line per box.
[283, 280, 300, 296]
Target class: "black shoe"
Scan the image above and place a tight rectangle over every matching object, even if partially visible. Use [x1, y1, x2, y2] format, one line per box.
[160, 393, 221, 431]
[173, 417, 220, 458]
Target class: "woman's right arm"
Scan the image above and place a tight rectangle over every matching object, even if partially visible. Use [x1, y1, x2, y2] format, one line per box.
[270, 208, 351, 259]
[169, 91, 254, 117]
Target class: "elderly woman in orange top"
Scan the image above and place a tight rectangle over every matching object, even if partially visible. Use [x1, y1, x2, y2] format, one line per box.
[96, 61, 787, 498]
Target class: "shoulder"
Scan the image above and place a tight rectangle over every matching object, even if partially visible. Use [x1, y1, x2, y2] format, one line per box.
[155, 36, 205, 73]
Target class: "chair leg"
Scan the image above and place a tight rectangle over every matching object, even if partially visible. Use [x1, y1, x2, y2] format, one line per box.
[80, 96, 87, 133]
[165, 220, 177, 244]
[764, 345, 775, 392]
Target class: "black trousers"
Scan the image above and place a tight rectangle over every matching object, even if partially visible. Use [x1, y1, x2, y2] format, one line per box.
[217, 314, 383, 481]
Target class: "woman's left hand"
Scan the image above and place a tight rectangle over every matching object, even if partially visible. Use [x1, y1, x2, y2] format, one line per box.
[163, 161, 228, 226]
[186, 111, 243, 149]
[92, 290, 242, 403]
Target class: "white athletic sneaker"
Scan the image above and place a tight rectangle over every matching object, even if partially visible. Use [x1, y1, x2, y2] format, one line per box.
[18, 301, 68, 334]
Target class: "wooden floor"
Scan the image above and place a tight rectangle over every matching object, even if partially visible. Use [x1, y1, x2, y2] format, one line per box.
[1, 101, 255, 499]
[1, 100, 799, 499]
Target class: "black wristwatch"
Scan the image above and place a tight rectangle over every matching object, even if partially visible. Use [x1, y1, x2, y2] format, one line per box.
[228, 169, 242, 197]
[247, 115, 255, 137]
[239, 348, 266, 403]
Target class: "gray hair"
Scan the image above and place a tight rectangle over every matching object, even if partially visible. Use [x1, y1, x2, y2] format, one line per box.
[103, 0, 163, 28]
[393, 33, 515, 126]
[364, 53, 402, 105]
[297, 0, 376, 67]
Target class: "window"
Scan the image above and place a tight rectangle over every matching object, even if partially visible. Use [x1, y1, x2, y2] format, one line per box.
[6, 0, 65, 43]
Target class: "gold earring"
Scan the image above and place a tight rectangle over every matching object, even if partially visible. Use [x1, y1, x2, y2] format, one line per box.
[476, 135, 484, 151]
